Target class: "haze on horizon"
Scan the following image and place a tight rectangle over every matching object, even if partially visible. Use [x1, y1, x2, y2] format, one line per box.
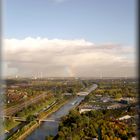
[3, 0, 137, 78]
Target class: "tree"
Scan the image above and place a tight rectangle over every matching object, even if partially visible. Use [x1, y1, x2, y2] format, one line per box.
[26, 115, 36, 122]
[115, 93, 122, 99]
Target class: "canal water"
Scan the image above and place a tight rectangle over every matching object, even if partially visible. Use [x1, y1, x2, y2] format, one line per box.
[26, 84, 97, 140]
[26, 96, 84, 140]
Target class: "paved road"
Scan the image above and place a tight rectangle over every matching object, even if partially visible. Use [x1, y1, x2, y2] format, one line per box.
[4, 93, 48, 116]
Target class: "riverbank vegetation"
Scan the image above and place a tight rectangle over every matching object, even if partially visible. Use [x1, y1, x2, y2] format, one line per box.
[46, 78, 138, 140]
[47, 108, 137, 140]
[7, 121, 37, 140]
[4, 78, 84, 134]
[6, 96, 74, 140]
[3, 96, 56, 131]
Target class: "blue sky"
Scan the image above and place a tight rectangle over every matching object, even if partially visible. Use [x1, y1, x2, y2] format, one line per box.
[4, 0, 136, 45]
[3, 0, 137, 77]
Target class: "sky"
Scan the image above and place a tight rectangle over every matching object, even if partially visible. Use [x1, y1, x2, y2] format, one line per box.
[3, 0, 137, 78]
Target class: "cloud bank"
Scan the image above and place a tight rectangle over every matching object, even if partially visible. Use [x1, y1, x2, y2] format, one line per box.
[3, 37, 137, 77]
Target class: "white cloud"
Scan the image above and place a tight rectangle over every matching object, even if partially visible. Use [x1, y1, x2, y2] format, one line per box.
[3, 37, 137, 77]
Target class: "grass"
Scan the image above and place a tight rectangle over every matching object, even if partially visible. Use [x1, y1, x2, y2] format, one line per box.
[7, 121, 37, 140]
[7, 96, 74, 140]
[4, 119, 20, 132]
[17, 97, 56, 118]
[4, 97, 56, 132]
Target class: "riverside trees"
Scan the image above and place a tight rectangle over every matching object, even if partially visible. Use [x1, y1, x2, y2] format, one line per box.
[51, 109, 137, 140]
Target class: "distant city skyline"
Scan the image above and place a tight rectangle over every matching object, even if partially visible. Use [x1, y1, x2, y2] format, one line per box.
[3, 0, 137, 78]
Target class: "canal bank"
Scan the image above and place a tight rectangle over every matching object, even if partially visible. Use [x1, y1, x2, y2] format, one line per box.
[7, 97, 73, 140]
[26, 96, 85, 140]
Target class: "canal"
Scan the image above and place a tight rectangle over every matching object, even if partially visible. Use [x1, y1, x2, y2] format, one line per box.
[26, 84, 97, 140]
[26, 96, 84, 140]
